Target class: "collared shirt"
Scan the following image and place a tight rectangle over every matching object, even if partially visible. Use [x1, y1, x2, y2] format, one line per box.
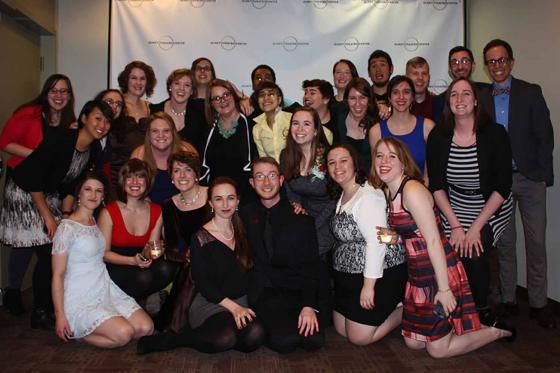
[493, 76, 512, 131]
[252, 110, 292, 162]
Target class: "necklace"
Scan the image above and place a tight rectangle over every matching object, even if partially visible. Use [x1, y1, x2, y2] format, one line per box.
[170, 106, 186, 117]
[179, 187, 201, 206]
[217, 118, 239, 139]
[211, 218, 235, 241]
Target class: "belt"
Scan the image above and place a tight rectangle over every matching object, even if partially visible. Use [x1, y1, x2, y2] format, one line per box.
[448, 184, 482, 196]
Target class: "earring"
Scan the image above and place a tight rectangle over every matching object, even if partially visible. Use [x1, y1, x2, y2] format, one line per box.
[77, 198, 80, 206]
[101, 199, 105, 207]
[235, 206, 239, 212]
[211, 206, 214, 213]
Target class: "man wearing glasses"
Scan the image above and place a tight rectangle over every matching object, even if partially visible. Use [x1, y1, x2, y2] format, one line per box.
[479, 39, 555, 329]
[240, 157, 325, 353]
[432, 46, 488, 124]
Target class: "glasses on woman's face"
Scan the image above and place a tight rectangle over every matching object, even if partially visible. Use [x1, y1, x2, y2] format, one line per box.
[49, 88, 71, 96]
[104, 98, 124, 108]
[196, 65, 212, 73]
[211, 91, 232, 104]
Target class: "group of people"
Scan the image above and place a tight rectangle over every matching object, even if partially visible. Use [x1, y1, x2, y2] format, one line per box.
[0, 37, 554, 357]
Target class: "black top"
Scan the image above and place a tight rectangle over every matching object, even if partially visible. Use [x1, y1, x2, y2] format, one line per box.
[426, 119, 512, 201]
[240, 198, 320, 309]
[162, 199, 209, 254]
[150, 98, 209, 155]
[334, 106, 372, 170]
[14, 129, 92, 198]
[190, 228, 249, 304]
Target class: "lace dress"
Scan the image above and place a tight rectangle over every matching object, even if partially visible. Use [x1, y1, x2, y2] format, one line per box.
[52, 220, 140, 339]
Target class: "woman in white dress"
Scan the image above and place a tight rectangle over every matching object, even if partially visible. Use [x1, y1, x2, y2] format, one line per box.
[51, 172, 153, 348]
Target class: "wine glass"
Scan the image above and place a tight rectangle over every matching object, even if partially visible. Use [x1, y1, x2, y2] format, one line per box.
[147, 240, 164, 259]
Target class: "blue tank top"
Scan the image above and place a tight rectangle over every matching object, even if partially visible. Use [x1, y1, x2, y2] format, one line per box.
[380, 116, 426, 173]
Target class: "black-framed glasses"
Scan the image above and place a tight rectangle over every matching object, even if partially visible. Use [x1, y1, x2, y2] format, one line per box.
[49, 88, 71, 96]
[196, 65, 212, 72]
[450, 58, 472, 66]
[485, 57, 510, 66]
[211, 91, 232, 104]
[104, 98, 124, 108]
[253, 172, 279, 181]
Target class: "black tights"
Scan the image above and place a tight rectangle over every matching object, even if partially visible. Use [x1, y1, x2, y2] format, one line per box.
[32, 244, 53, 310]
[139, 312, 265, 354]
[461, 224, 493, 310]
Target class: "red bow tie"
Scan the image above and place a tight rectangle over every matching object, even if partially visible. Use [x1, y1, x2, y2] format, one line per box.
[492, 87, 510, 96]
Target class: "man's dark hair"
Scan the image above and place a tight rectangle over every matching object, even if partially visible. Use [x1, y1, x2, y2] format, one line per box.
[448, 46, 474, 63]
[368, 50, 393, 69]
[483, 39, 514, 61]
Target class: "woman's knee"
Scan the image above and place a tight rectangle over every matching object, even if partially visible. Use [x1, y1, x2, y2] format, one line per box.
[110, 323, 136, 347]
[404, 336, 426, 350]
[426, 344, 449, 359]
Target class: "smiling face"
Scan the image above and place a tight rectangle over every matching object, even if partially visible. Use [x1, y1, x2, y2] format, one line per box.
[149, 118, 173, 151]
[124, 173, 147, 198]
[208, 183, 239, 220]
[81, 107, 111, 141]
[303, 86, 329, 111]
[449, 50, 474, 79]
[127, 67, 147, 97]
[170, 75, 193, 105]
[347, 88, 368, 119]
[102, 91, 124, 119]
[171, 161, 198, 193]
[485, 45, 514, 85]
[290, 110, 317, 147]
[327, 147, 356, 188]
[374, 141, 403, 184]
[194, 59, 213, 85]
[449, 79, 476, 119]
[78, 179, 105, 211]
[249, 162, 283, 204]
[257, 88, 281, 114]
[47, 79, 71, 112]
[368, 57, 393, 87]
[406, 64, 430, 95]
[210, 85, 237, 118]
[389, 81, 414, 113]
[333, 62, 353, 92]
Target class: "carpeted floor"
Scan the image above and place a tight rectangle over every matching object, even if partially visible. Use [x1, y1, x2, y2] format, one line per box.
[1, 294, 559, 373]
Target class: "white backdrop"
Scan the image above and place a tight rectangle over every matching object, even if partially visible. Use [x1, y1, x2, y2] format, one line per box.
[110, 0, 464, 103]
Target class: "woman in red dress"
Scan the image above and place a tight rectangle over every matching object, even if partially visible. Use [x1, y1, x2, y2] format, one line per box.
[370, 137, 514, 358]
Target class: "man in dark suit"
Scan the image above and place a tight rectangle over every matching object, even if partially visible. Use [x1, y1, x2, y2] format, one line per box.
[432, 46, 489, 125]
[240, 157, 325, 353]
[478, 39, 555, 328]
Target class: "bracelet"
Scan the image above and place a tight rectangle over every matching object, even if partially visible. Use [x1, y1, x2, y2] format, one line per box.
[438, 288, 451, 293]
[450, 225, 463, 231]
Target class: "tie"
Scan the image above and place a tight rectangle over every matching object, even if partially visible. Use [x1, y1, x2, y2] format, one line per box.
[263, 209, 274, 259]
[492, 87, 510, 96]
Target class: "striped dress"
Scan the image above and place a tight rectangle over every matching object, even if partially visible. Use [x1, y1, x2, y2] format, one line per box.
[388, 178, 481, 342]
[444, 143, 513, 245]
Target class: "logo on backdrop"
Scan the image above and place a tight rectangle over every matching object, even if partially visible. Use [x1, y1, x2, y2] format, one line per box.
[121, 0, 154, 7]
[241, 0, 278, 9]
[431, 79, 449, 94]
[360, 0, 399, 9]
[334, 37, 370, 52]
[272, 36, 309, 52]
[210, 36, 247, 51]
[179, 0, 217, 7]
[302, 0, 339, 9]
[147, 35, 185, 51]
[422, 0, 459, 11]
[394, 37, 430, 52]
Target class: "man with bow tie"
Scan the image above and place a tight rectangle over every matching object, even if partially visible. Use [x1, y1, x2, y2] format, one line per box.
[479, 39, 555, 329]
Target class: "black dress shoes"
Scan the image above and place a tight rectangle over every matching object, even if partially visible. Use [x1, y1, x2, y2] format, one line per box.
[30, 308, 55, 330]
[496, 302, 520, 318]
[530, 306, 557, 329]
[2, 288, 26, 316]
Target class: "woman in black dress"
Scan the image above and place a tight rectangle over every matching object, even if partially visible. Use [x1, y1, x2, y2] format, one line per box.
[137, 177, 265, 354]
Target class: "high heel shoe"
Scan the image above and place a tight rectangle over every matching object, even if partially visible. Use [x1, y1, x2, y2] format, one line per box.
[30, 308, 55, 330]
[491, 318, 516, 342]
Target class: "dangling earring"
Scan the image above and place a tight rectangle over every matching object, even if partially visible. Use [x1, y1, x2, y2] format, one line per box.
[235, 206, 239, 212]
[101, 199, 105, 207]
[211, 206, 214, 213]
[77, 198, 80, 207]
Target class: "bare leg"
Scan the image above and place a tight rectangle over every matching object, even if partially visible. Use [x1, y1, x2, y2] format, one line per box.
[333, 311, 347, 337]
[82, 316, 135, 348]
[404, 336, 426, 350]
[426, 326, 511, 359]
[127, 309, 154, 339]
[345, 306, 403, 346]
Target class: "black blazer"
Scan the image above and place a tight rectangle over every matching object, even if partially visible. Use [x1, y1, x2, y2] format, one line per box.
[14, 129, 91, 198]
[426, 119, 512, 201]
[240, 198, 320, 309]
[478, 77, 554, 186]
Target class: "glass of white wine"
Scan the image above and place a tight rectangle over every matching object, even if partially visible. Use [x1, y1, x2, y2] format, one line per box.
[147, 240, 164, 260]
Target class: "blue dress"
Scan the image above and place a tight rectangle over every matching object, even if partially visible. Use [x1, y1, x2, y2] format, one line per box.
[380, 116, 426, 172]
[52, 220, 140, 339]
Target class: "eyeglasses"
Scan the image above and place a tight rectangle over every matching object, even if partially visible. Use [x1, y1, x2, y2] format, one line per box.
[450, 58, 472, 66]
[104, 98, 124, 108]
[211, 91, 232, 104]
[253, 172, 279, 181]
[196, 65, 212, 72]
[485, 57, 510, 66]
[49, 88, 71, 96]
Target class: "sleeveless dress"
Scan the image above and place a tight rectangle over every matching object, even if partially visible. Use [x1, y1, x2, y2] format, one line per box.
[52, 220, 140, 339]
[380, 116, 426, 172]
[388, 178, 481, 342]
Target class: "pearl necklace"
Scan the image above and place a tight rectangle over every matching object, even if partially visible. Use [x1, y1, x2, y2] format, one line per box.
[179, 187, 201, 206]
[211, 219, 235, 241]
[170, 106, 186, 117]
